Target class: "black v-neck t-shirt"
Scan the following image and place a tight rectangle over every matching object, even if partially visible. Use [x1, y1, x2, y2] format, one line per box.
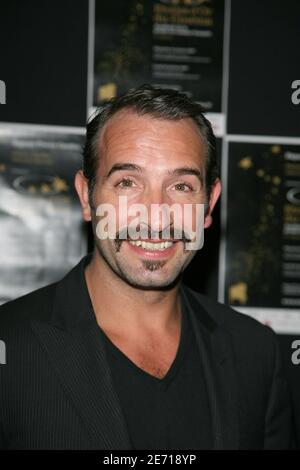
[99, 300, 213, 450]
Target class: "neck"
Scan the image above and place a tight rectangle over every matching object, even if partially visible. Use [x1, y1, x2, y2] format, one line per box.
[84, 250, 182, 337]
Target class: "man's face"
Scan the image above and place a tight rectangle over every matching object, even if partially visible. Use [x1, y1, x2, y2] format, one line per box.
[78, 109, 220, 289]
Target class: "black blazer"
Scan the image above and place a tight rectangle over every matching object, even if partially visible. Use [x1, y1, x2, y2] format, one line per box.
[0, 254, 292, 449]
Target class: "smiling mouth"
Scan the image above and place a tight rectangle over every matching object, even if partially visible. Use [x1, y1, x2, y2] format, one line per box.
[114, 234, 183, 254]
[124, 239, 180, 260]
[128, 240, 176, 251]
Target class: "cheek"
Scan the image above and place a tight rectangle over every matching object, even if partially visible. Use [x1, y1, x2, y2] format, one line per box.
[180, 203, 205, 234]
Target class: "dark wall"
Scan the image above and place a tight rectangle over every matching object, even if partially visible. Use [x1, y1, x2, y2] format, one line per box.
[1, 0, 299, 447]
[228, 0, 300, 136]
[0, 0, 88, 126]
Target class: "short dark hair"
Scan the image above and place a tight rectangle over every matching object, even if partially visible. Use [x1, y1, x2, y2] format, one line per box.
[83, 84, 219, 201]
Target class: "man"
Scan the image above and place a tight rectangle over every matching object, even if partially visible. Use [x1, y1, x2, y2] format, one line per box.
[0, 85, 292, 449]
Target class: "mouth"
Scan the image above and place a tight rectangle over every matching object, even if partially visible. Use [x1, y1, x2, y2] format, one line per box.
[124, 239, 179, 258]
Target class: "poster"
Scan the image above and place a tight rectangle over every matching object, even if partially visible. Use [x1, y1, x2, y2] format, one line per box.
[222, 141, 300, 334]
[92, 0, 225, 135]
[0, 126, 87, 305]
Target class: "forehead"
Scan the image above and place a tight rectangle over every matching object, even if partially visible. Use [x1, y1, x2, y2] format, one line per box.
[98, 109, 206, 165]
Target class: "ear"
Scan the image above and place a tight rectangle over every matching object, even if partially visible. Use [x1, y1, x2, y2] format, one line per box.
[74, 170, 92, 221]
[204, 178, 221, 229]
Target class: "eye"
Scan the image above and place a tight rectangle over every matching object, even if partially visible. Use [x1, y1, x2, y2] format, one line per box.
[173, 182, 194, 192]
[115, 178, 136, 188]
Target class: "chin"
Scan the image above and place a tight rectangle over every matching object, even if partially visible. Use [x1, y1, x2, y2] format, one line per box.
[121, 270, 181, 290]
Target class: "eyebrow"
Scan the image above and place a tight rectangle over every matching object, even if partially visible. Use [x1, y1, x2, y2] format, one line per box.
[105, 163, 142, 179]
[167, 167, 203, 185]
[105, 163, 203, 184]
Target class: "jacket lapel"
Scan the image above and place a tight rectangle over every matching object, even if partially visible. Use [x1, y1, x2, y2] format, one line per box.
[181, 286, 240, 449]
[31, 255, 131, 450]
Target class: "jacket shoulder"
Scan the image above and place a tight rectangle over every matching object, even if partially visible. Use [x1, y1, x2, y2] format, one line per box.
[0, 282, 57, 328]
[184, 285, 277, 342]
[183, 286, 282, 382]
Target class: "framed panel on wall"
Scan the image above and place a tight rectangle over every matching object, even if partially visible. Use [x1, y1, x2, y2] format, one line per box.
[219, 139, 300, 334]
[90, 0, 227, 136]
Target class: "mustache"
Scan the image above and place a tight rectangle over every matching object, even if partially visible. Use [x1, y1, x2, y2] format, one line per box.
[114, 225, 192, 251]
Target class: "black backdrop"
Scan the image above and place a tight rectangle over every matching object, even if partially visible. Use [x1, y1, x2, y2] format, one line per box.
[0, 0, 299, 447]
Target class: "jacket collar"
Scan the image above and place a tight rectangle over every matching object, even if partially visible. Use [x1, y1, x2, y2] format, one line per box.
[48, 253, 95, 331]
[181, 287, 240, 449]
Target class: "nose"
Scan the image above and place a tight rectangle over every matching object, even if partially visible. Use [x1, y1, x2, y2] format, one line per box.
[140, 187, 173, 237]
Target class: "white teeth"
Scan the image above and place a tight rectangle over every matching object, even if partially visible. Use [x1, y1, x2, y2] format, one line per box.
[129, 240, 174, 250]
